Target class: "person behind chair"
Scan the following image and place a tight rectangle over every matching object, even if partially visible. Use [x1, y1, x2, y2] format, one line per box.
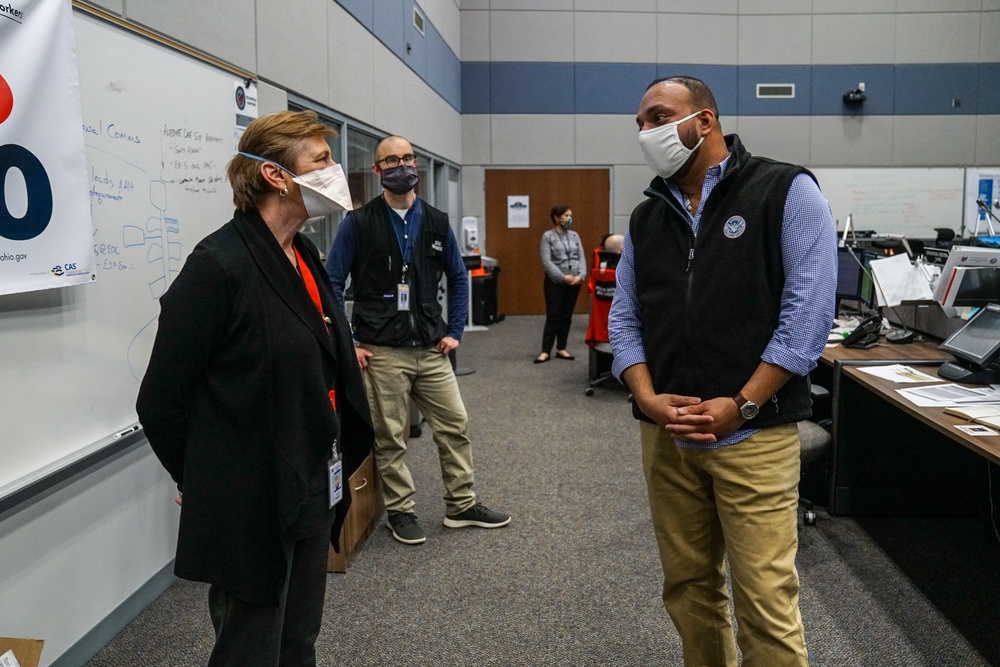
[137, 110, 374, 666]
[324, 134, 510, 546]
[609, 76, 836, 666]
[536, 204, 587, 363]
[603, 233, 624, 255]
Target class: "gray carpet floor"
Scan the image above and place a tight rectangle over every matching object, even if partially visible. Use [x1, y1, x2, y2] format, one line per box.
[86, 315, 1000, 666]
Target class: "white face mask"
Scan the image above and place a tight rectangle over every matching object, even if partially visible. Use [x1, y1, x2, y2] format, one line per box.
[293, 164, 353, 218]
[238, 151, 353, 217]
[637, 111, 704, 180]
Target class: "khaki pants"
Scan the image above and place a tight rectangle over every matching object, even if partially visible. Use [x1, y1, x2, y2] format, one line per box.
[640, 422, 808, 667]
[361, 343, 476, 514]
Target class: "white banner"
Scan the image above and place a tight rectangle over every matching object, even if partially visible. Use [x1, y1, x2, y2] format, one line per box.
[0, 0, 94, 295]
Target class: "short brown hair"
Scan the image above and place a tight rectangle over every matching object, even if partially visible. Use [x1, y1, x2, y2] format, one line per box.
[227, 110, 337, 212]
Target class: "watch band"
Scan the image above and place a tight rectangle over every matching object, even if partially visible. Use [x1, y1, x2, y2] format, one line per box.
[732, 391, 749, 409]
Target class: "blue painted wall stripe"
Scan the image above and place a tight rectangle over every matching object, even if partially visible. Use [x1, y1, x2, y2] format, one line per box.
[464, 62, 1000, 116]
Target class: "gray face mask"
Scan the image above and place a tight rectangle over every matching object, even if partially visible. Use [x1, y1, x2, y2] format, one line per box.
[380, 165, 420, 195]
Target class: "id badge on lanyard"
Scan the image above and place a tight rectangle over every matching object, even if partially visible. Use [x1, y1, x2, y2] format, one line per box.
[397, 262, 410, 311]
[328, 438, 343, 509]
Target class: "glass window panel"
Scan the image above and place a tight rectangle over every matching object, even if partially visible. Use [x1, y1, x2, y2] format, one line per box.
[347, 129, 380, 208]
[414, 151, 431, 205]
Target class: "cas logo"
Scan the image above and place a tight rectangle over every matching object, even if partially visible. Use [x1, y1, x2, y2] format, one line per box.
[724, 216, 747, 239]
[235, 86, 246, 111]
[51, 262, 76, 277]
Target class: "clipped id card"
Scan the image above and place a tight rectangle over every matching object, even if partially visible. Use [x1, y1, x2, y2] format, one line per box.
[397, 284, 410, 311]
[328, 455, 343, 508]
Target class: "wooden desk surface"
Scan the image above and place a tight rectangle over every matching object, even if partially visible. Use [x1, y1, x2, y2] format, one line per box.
[841, 363, 1000, 466]
[820, 338, 953, 366]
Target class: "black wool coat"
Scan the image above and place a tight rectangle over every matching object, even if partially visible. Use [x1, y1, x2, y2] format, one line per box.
[137, 207, 373, 604]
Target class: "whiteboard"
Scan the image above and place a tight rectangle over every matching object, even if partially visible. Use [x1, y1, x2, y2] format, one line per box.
[0, 13, 240, 496]
[810, 168, 966, 238]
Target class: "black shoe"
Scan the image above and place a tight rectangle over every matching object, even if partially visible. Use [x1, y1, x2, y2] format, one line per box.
[409, 424, 422, 438]
[387, 512, 426, 544]
[443, 503, 511, 529]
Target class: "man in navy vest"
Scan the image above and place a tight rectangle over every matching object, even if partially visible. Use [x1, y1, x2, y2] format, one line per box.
[609, 77, 836, 666]
[326, 135, 510, 545]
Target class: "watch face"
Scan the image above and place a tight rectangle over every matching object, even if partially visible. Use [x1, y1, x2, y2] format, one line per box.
[741, 401, 759, 420]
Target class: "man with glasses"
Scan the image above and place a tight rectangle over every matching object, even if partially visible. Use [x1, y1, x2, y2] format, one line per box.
[325, 135, 510, 545]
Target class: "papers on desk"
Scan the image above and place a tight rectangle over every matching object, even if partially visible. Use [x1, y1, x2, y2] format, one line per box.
[870, 254, 934, 307]
[955, 424, 1000, 436]
[856, 364, 939, 383]
[896, 383, 1000, 407]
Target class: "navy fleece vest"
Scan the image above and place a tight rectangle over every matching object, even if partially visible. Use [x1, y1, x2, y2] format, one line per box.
[630, 134, 813, 427]
[350, 198, 449, 346]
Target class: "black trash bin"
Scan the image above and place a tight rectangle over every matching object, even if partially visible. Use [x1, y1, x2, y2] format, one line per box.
[472, 267, 502, 325]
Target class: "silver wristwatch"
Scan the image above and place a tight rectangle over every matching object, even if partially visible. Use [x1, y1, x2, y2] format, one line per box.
[732, 392, 759, 420]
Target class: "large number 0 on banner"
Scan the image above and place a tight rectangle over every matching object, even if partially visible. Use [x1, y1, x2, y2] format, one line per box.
[0, 143, 53, 241]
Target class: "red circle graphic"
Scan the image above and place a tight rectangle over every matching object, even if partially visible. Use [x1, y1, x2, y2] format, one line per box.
[0, 74, 12, 125]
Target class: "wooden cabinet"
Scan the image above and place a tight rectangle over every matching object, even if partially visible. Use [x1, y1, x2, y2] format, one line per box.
[327, 453, 382, 573]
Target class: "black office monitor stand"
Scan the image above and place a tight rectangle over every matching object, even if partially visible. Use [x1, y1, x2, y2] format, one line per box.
[937, 359, 1000, 384]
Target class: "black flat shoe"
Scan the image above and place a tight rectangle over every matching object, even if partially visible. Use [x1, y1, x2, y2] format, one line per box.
[556, 351, 575, 360]
[534, 354, 550, 364]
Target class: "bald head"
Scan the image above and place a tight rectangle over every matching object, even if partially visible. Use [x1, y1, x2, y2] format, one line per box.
[374, 135, 414, 165]
[603, 234, 624, 255]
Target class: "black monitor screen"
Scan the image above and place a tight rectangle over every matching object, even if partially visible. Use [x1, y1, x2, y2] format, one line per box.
[858, 250, 878, 307]
[953, 268, 1000, 308]
[836, 248, 861, 300]
[940, 303, 1000, 367]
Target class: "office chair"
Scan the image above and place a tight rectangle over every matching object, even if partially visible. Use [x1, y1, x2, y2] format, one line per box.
[797, 384, 832, 526]
[584, 248, 621, 396]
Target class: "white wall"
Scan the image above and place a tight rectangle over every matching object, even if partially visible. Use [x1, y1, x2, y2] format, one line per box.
[0, 444, 178, 667]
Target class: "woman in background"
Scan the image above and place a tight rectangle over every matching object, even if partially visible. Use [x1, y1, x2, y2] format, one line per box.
[536, 203, 586, 363]
[137, 110, 373, 666]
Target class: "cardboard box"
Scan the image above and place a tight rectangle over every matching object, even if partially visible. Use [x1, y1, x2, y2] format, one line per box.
[0, 638, 44, 667]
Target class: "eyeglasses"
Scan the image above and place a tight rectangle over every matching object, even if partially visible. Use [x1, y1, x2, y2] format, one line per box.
[376, 154, 418, 168]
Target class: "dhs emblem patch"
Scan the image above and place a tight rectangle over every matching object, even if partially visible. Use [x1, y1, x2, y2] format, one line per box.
[724, 216, 746, 239]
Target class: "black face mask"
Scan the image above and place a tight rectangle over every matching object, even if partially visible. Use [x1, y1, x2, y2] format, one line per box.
[380, 165, 419, 195]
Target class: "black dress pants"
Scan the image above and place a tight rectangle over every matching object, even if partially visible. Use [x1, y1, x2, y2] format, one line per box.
[207, 529, 330, 667]
[541, 278, 582, 353]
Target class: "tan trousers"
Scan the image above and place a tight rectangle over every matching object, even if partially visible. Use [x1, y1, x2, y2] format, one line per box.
[361, 343, 476, 514]
[640, 421, 808, 667]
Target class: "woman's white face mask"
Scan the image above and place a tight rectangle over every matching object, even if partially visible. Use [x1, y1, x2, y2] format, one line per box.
[238, 151, 353, 217]
[637, 111, 704, 180]
[292, 164, 353, 218]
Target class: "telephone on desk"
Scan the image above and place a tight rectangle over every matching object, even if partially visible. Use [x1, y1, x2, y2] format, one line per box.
[840, 315, 881, 349]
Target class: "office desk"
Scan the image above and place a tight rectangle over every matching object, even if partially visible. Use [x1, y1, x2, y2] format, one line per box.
[818, 340, 998, 516]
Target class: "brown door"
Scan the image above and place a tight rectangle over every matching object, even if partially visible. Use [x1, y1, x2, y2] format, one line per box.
[485, 169, 610, 315]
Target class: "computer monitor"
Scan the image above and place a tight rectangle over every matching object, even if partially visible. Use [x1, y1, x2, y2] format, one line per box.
[836, 247, 878, 310]
[938, 303, 1000, 384]
[951, 267, 1000, 308]
[836, 247, 862, 302]
[932, 245, 1000, 304]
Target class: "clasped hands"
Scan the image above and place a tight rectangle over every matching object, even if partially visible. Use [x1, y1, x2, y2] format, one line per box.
[638, 393, 745, 444]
